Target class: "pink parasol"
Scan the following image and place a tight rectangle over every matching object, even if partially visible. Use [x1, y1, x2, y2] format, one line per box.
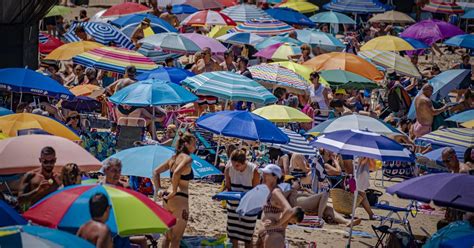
[181, 33, 227, 53]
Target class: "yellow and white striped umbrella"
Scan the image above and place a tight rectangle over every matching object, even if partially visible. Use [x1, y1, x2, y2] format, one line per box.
[359, 50, 421, 78]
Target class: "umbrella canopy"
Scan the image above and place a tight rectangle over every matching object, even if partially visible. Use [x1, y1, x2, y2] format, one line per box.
[253, 105, 312, 123]
[45, 41, 104, 61]
[181, 33, 227, 53]
[0, 135, 100, 174]
[137, 43, 182, 63]
[0, 200, 27, 227]
[89, 9, 116, 23]
[462, 120, 474, 128]
[310, 11, 356, 24]
[196, 110, 289, 144]
[217, 0, 238, 7]
[182, 71, 277, 104]
[430, 69, 470, 100]
[307, 114, 401, 136]
[208, 25, 233, 38]
[102, 2, 151, 17]
[311, 129, 415, 162]
[271, 128, 317, 156]
[400, 19, 464, 46]
[422, 1, 464, 14]
[271, 61, 313, 82]
[418, 146, 465, 166]
[323, 0, 391, 14]
[111, 13, 177, 33]
[446, 109, 474, 123]
[278, 1, 319, 13]
[445, 34, 474, 50]
[254, 42, 302, 61]
[303, 52, 384, 81]
[319, 69, 378, 89]
[181, 10, 236, 26]
[62, 96, 101, 113]
[221, 4, 269, 22]
[38, 33, 64, 54]
[0, 68, 74, 100]
[402, 37, 429, 49]
[248, 63, 309, 93]
[70, 84, 103, 97]
[0, 107, 13, 117]
[358, 50, 422, 78]
[64, 22, 134, 50]
[110, 79, 197, 106]
[0, 225, 94, 248]
[360, 35, 416, 51]
[105, 145, 222, 178]
[266, 8, 315, 27]
[183, 0, 224, 10]
[462, 9, 474, 19]
[73, 46, 158, 74]
[416, 128, 474, 149]
[368, 10, 415, 24]
[294, 30, 345, 51]
[441, 233, 474, 248]
[136, 67, 195, 84]
[255, 36, 303, 51]
[23, 184, 176, 235]
[139, 33, 201, 54]
[217, 32, 265, 46]
[172, 4, 199, 14]
[45, 5, 72, 17]
[232, 18, 295, 37]
[387, 173, 474, 212]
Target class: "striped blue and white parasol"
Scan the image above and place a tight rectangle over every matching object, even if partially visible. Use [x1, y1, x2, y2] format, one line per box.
[39, 32, 49, 44]
[221, 4, 270, 22]
[323, 0, 392, 14]
[64, 22, 134, 50]
[272, 128, 316, 156]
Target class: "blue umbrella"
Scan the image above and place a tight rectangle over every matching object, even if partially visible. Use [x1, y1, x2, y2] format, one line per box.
[441, 233, 474, 248]
[216, 32, 265, 46]
[255, 36, 303, 50]
[294, 29, 345, 51]
[419, 146, 465, 166]
[196, 110, 289, 144]
[445, 34, 474, 49]
[430, 69, 470, 100]
[0, 107, 13, 117]
[64, 22, 134, 49]
[265, 8, 315, 27]
[402, 37, 429, 49]
[136, 67, 195, 84]
[111, 13, 177, 32]
[0, 200, 27, 227]
[0, 68, 74, 100]
[172, 4, 199, 14]
[461, 9, 474, 19]
[137, 43, 181, 64]
[309, 11, 356, 24]
[109, 79, 197, 106]
[105, 145, 222, 178]
[323, 0, 392, 14]
[446, 109, 474, 123]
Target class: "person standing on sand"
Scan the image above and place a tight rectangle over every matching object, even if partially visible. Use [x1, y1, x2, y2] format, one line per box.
[77, 193, 113, 248]
[159, 5, 179, 28]
[413, 84, 449, 138]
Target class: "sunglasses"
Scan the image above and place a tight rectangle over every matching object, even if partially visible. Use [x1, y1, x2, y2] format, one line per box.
[42, 158, 56, 164]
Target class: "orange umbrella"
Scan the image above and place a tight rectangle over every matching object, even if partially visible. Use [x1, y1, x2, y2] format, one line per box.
[70, 84, 103, 97]
[303, 52, 384, 81]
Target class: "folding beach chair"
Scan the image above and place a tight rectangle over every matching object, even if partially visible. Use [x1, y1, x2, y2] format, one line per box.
[373, 200, 417, 234]
[115, 117, 146, 151]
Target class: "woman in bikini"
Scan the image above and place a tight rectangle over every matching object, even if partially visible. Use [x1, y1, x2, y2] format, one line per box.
[153, 132, 196, 248]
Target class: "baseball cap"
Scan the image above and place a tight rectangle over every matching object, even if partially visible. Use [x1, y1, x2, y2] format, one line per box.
[258, 164, 282, 178]
[334, 88, 347, 95]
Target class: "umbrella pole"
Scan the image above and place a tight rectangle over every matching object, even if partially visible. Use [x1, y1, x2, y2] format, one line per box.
[152, 107, 157, 140]
[10, 92, 13, 110]
[346, 161, 359, 248]
[215, 135, 221, 166]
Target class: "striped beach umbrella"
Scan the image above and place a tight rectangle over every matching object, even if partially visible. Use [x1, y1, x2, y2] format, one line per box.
[422, 1, 464, 14]
[358, 50, 422, 78]
[294, 30, 345, 51]
[253, 105, 312, 123]
[232, 18, 295, 37]
[182, 0, 224, 10]
[248, 63, 309, 93]
[462, 120, 474, 128]
[45, 41, 104, 61]
[307, 114, 401, 136]
[272, 127, 317, 156]
[137, 43, 182, 63]
[23, 184, 176, 235]
[72, 46, 158, 74]
[111, 13, 178, 36]
[139, 33, 201, 54]
[255, 36, 303, 51]
[415, 128, 474, 149]
[102, 2, 151, 17]
[221, 4, 270, 22]
[254, 42, 302, 61]
[271, 61, 313, 82]
[278, 1, 319, 13]
[446, 109, 474, 124]
[217, 32, 265, 46]
[38, 32, 49, 44]
[181, 10, 236, 26]
[181, 33, 227, 53]
[64, 22, 134, 50]
[182, 71, 277, 104]
[323, 0, 392, 14]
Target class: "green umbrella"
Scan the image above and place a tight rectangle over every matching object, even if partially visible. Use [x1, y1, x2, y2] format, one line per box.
[45, 5, 72, 18]
[320, 69, 378, 90]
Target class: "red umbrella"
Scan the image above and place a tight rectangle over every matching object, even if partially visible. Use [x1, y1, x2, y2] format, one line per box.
[217, 0, 237, 7]
[39, 33, 64, 54]
[183, 0, 224, 10]
[181, 10, 236, 26]
[102, 2, 151, 17]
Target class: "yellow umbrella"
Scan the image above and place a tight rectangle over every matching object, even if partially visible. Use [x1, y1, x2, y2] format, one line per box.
[0, 113, 80, 141]
[70, 84, 104, 97]
[279, 1, 319, 14]
[252, 105, 312, 123]
[270, 61, 313, 82]
[461, 120, 474, 128]
[369, 10, 415, 24]
[208, 25, 233, 38]
[45, 5, 72, 18]
[0, 132, 8, 140]
[360, 35, 415, 51]
[45, 41, 104, 61]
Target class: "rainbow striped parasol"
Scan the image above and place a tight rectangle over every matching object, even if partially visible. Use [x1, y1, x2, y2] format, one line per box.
[422, 1, 464, 14]
[73, 46, 158, 74]
[248, 63, 309, 94]
[23, 184, 176, 236]
[232, 18, 295, 37]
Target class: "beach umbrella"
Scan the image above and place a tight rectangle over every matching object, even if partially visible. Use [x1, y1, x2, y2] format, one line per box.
[307, 114, 401, 136]
[136, 67, 195, 84]
[400, 19, 464, 46]
[441, 234, 474, 248]
[44, 41, 104, 61]
[248, 63, 309, 93]
[446, 109, 474, 123]
[360, 35, 416, 51]
[415, 128, 474, 149]
[61, 96, 101, 113]
[303, 52, 384, 81]
[38, 33, 64, 54]
[430, 69, 470, 100]
[255, 36, 303, 51]
[217, 32, 265, 46]
[102, 2, 151, 17]
[72, 46, 158, 74]
[402, 37, 429, 49]
[319, 69, 378, 89]
[64, 22, 134, 49]
[139, 33, 201, 54]
[181, 33, 227, 53]
[266, 8, 315, 27]
[253, 105, 312, 123]
[0, 68, 74, 100]
[271, 61, 313, 82]
[323, 0, 391, 14]
[69, 84, 103, 97]
[278, 1, 319, 13]
[111, 13, 177, 36]
[38, 32, 49, 44]
[294, 30, 345, 51]
[445, 34, 474, 50]
[310, 11, 356, 24]
[0, 200, 27, 227]
[462, 120, 474, 128]
[23, 184, 176, 235]
[182, 71, 277, 104]
[0, 225, 94, 248]
[217, 0, 238, 7]
[461, 9, 474, 19]
[358, 50, 422, 78]
[182, 0, 224, 10]
[172, 4, 199, 14]
[0, 135, 101, 174]
[254, 42, 302, 61]
[418, 146, 465, 166]
[232, 18, 295, 37]
[181, 10, 236, 26]
[0, 107, 13, 117]
[105, 145, 222, 178]
[221, 4, 269, 22]
[271, 128, 317, 156]
[387, 173, 474, 212]
[89, 9, 116, 23]
[45, 5, 72, 17]
[137, 43, 182, 63]
[368, 10, 415, 24]
[208, 25, 233, 38]
[422, 1, 464, 14]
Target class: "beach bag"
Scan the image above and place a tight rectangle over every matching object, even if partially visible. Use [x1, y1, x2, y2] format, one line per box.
[365, 189, 383, 206]
[330, 188, 363, 215]
[385, 228, 417, 248]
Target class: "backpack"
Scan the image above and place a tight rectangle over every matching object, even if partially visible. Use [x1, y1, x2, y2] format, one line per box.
[387, 85, 412, 115]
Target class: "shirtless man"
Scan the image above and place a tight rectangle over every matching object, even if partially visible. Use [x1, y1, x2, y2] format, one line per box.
[413, 84, 448, 138]
[77, 193, 113, 248]
[159, 5, 179, 28]
[105, 66, 137, 95]
[131, 18, 150, 49]
[18, 147, 61, 211]
[442, 147, 474, 174]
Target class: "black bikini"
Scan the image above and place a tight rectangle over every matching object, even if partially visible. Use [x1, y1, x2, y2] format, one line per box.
[163, 169, 194, 203]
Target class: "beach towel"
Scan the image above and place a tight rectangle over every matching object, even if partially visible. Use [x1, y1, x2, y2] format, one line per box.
[299, 215, 325, 228]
